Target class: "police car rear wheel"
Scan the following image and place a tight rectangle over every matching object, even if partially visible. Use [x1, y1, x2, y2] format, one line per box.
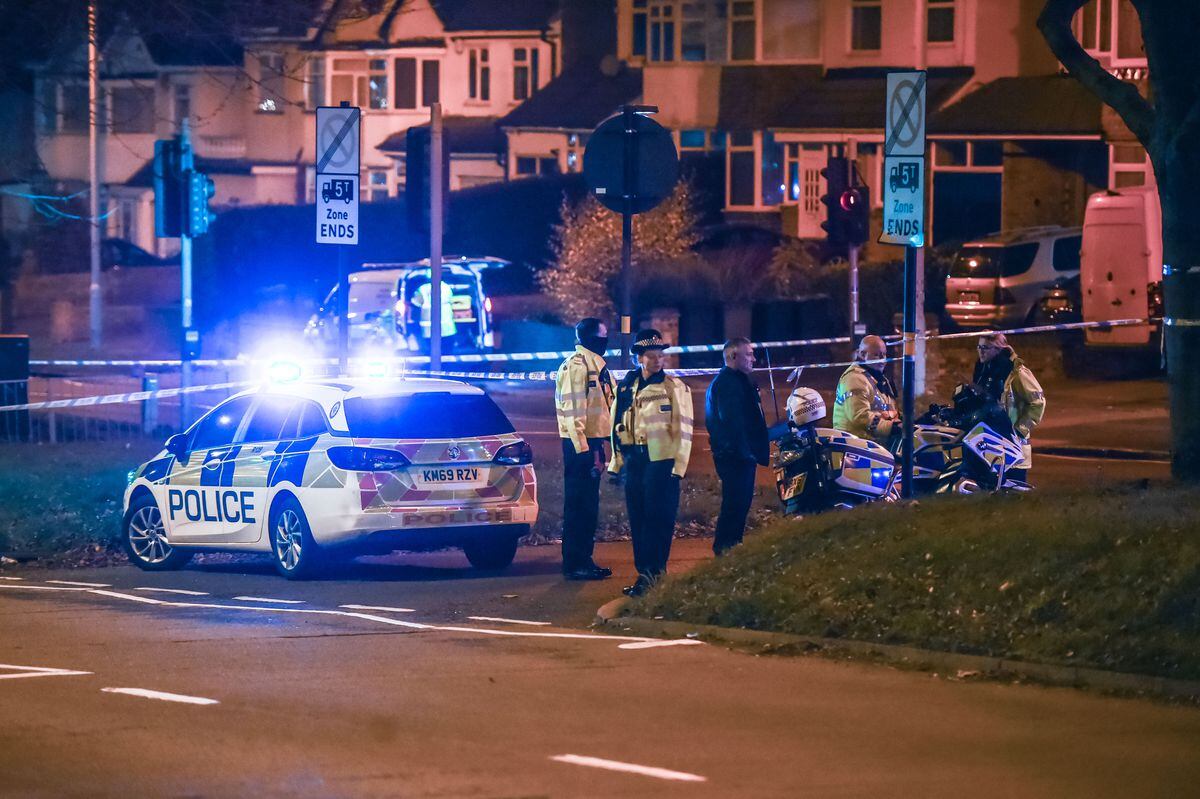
[462, 526, 524, 571]
[124, 496, 192, 571]
[270, 497, 322, 579]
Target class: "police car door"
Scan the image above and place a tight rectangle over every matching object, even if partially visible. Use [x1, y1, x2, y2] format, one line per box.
[163, 395, 255, 544]
[225, 394, 300, 543]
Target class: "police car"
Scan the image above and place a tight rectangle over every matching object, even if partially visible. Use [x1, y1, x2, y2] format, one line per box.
[122, 378, 537, 579]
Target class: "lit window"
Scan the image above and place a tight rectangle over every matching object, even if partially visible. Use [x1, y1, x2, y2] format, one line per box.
[329, 58, 387, 110]
[368, 170, 389, 202]
[368, 59, 388, 110]
[927, 0, 955, 43]
[680, 129, 707, 149]
[850, 0, 882, 51]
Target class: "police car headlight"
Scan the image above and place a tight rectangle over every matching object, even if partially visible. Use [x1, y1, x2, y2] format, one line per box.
[126, 469, 138, 486]
[493, 441, 533, 465]
[327, 446, 411, 472]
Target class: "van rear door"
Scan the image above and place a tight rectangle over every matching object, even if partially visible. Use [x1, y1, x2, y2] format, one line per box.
[1082, 193, 1154, 346]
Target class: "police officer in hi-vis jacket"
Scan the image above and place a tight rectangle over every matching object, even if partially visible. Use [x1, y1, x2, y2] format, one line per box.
[554, 318, 616, 581]
[609, 329, 694, 597]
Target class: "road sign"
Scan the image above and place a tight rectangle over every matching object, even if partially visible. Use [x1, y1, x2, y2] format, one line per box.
[316, 106, 360, 246]
[884, 71, 926, 158]
[880, 156, 925, 246]
[584, 111, 679, 214]
[316, 174, 359, 244]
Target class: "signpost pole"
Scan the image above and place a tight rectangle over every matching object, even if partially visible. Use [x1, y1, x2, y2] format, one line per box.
[849, 244, 861, 347]
[337, 245, 348, 376]
[902, 245, 917, 498]
[915, 246, 926, 396]
[620, 105, 636, 364]
[430, 103, 444, 373]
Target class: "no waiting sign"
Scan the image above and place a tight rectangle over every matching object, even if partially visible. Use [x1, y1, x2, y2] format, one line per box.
[316, 106, 361, 245]
[884, 71, 926, 158]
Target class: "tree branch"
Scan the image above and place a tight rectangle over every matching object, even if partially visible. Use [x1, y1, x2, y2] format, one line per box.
[1038, 0, 1156, 146]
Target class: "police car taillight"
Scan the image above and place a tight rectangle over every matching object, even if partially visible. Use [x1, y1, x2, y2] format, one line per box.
[493, 441, 532, 465]
[327, 446, 411, 471]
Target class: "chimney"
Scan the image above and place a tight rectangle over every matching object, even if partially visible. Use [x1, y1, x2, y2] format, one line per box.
[561, 0, 617, 73]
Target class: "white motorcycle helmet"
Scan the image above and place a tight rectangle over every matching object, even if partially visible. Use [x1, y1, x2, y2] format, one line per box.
[787, 387, 827, 426]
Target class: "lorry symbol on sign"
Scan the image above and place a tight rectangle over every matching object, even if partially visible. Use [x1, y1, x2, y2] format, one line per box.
[889, 162, 919, 193]
[322, 178, 355, 204]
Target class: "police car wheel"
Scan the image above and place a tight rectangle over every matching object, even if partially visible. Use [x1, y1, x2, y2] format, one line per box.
[269, 497, 322, 579]
[462, 526, 524, 571]
[123, 495, 193, 571]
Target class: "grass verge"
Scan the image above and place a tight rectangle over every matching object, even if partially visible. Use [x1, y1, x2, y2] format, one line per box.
[630, 482, 1200, 682]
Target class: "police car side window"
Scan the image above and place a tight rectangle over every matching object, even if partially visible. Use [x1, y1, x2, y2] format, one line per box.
[190, 396, 254, 452]
[239, 395, 299, 444]
[296, 402, 328, 438]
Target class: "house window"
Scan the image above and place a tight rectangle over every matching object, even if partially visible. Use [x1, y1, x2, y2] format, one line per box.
[110, 86, 155, 133]
[1075, 0, 1113, 55]
[539, 157, 559, 175]
[650, 1, 676, 61]
[760, 132, 784, 207]
[422, 60, 440, 106]
[632, 0, 648, 56]
[728, 131, 755, 207]
[60, 84, 89, 133]
[367, 170, 389, 202]
[762, 0, 820, 60]
[1110, 142, 1150, 188]
[395, 58, 418, 109]
[927, 0, 955, 43]
[516, 156, 537, 176]
[36, 80, 57, 132]
[513, 48, 531, 100]
[730, 1, 756, 60]
[330, 58, 387, 109]
[679, 129, 707, 150]
[257, 52, 285, 113]
[305, 57, 325, 109]
[514, 156, 557, 177]
[681, 0, 727, 62]
[1116, 0, 1144, 60]
[173, 83, 191, 128]
[850, 0, 882, 51]
[468, 48, 490, 101]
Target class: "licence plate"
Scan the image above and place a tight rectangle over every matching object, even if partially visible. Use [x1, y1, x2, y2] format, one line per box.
[413, 465, 487, 488]
[959, 291, 980, 304]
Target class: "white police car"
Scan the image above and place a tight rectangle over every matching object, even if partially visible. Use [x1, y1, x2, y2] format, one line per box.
[122, 378, 537, 579]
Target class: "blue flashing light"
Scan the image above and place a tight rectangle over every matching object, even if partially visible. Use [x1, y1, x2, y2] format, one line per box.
[268, 360, 303, 384]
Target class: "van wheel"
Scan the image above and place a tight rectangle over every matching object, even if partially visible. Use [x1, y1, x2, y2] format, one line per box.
[123, 494, 193, 571]
[269, 496, 323, 579]
[463, 527, 525, 571]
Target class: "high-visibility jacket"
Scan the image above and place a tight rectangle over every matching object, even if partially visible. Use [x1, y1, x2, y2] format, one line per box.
[412, 281, 457, 337]
[832, 363, 898, 445]
[608, 370, 694, 478]
[554, 345, 616, 454]
[1000, 353, 1045, 467]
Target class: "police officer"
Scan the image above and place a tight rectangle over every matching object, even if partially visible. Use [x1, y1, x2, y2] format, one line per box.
[554, 318, 616, 580]
[609, 329, 693, 597]
[832, 334, 898, 446]
[705, 337, 768, 556]
[973, 332, 1046, 479]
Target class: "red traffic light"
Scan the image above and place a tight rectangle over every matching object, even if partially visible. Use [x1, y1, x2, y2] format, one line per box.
[839, 189, 861, 212]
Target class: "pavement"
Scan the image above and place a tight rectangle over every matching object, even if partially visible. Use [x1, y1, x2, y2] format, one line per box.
[3, 539, 1200, 798]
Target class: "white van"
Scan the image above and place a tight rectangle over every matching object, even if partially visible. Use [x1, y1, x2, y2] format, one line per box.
[1080, 187, 1163, 348]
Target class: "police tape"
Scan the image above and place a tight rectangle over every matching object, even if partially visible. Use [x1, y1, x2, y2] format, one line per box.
[0, 380, 253, 413]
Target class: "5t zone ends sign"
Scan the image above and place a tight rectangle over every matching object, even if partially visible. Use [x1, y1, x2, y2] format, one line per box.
[316, 174, 359, 244]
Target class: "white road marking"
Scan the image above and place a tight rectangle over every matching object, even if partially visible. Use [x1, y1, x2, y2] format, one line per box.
[136, 587, 209, 596]
[46, 580, 111, 588]
[340, 604, 416, 613]
[618, 639, 706, 650]
[0, 663, 93, 681]
[0, 576, 25, 581]
[0, 584, 678, 648]
[467, 616, 551, 626]
[550, 754, 707, 783]
[101, 687, 219, 706]
[233, 596, 305, 604]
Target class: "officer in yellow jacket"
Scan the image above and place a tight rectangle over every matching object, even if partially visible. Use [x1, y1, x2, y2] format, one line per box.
[609, 329, 693, 597]
[832, 334, 899, 446]
[554, 318, 616, 581]
[973, 332, 1046, 479]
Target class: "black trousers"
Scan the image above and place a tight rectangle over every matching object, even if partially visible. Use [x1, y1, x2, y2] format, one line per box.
[623, 447, 680, 579]
[714, 456, 757, 555]
[561, 437, 605, 571]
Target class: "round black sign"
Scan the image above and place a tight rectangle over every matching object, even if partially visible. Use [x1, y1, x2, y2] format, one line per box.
[583, 112, 679, 215]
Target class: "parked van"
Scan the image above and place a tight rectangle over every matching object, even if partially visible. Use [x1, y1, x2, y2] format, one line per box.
[1080, 187, 1163, 348]
[945, 226, 1082, 329]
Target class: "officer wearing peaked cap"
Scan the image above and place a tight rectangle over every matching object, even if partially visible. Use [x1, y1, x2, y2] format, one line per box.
[609, 329, 694, 597]
[833, 334, 899, 446]
[554, 318, 616, 580]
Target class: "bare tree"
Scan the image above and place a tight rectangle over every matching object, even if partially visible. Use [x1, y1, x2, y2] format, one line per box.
[1039, 0, 1200, 480]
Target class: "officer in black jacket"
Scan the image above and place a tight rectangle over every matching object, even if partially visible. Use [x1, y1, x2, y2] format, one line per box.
[704, 337, 769, 556]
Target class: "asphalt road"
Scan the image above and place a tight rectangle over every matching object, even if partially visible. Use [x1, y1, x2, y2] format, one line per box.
[3, 539, 1200, 798]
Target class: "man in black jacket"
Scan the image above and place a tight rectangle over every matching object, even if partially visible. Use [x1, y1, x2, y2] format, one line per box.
[705, 338, 769, 556]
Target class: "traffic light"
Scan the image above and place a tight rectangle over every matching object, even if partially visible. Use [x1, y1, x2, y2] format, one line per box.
[154, 139, 184, 238]
[405, 125, 450, 234]
[184, 170, 216, 237]
[820, 156, 871, 248]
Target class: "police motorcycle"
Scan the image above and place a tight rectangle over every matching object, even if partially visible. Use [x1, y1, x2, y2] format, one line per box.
[771, 388, 897, 515]
[902, 383, 1032, 495]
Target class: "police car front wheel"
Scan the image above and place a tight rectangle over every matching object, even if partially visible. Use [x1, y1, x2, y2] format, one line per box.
[270, 496, 323, 579]
[123, 494, 193, 571]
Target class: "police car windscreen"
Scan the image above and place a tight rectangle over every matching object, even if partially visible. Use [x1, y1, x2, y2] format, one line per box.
[343, 394, 515, 439]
